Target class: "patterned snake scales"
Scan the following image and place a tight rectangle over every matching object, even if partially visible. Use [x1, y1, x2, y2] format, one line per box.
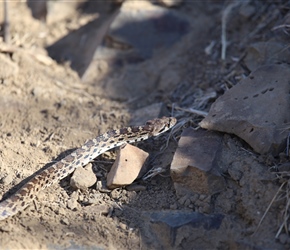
[0, 117, 176, 221]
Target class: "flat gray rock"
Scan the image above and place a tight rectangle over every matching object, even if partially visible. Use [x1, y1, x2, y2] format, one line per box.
[200, 64, 290, 155]
[142, 210, 224, 249]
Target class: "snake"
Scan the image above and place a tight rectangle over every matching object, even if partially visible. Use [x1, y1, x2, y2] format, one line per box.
[0, 117, 176, 221]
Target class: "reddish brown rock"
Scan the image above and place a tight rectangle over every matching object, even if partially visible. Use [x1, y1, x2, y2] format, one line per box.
[170, 128, 225, 196]
[107, 144, 149, 189]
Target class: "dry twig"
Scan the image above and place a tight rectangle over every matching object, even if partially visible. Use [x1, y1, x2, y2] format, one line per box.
[254, 181, 286, 235]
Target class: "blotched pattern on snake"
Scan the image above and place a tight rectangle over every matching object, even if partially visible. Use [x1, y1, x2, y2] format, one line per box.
[0, 117, 176, 220]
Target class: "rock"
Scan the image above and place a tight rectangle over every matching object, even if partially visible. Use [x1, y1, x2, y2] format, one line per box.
[108, 1, 190, 59]
[96, 180, 111, 193]
[227, 161, 243, 182]
[1, 172, 14, 186]
[110, 189, 121, 199]
[32, 86, 46, 97]
[107, 144, 149, 189]
[27, 0, 47, 22]
[67, 199, 78, 210]
[171, 128, 225, 196]
[67, 191, 79, 210]
[87, 195, 102, 205]
[158, 0, 183, 7]
[143, 210, 224, 249]
[200, 64, 290, 155]
[244, 42, 290, 71]
[70, 163, 97, 191]
[278, 233, 288, 245]
[60, 217, 69, 225]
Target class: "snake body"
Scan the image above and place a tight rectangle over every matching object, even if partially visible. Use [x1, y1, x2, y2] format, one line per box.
[0, 117, 176, 221]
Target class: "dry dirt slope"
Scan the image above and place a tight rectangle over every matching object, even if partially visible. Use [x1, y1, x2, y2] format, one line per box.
[0, 1, 289, 249]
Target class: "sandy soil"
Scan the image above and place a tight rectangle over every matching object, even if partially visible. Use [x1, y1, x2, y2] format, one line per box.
[0, 1, 289, 249]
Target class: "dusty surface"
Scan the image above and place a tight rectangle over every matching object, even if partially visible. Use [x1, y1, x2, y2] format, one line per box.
[0, 1, 289, 249]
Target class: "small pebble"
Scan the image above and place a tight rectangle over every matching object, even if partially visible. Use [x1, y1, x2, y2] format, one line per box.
[119, 222, 127, 230]
[70, 164, 97, 190]
[61, 218, 70, 225]
[67, 198, 78, 210]
[199, 194, 207, 201]
[87, 193, 102, 205]
[170, 203, 178, 210]
[110, 189, 121, 199]
[2, 173, 14, 185]
[279, 233, 288, 244]
[58, 207, 66, 215]
[97, 180, 111, 193]
[189, 194, 199, 203]
[178, 195, 188, 205]
[184, 198, 191, 207]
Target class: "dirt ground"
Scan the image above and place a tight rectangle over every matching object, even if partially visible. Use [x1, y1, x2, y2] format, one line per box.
[0, 1, 290, 249]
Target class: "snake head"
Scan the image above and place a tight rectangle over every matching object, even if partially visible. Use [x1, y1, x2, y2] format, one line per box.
[145, 116, 177, 136]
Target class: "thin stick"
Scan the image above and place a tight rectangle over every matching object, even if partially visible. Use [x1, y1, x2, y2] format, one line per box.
[276, 182, 290, 238]
[276, 214, 289, 239]
[272, 24, 290, 31]
[287, 132, 290, 157]
[254, 181, 285, 235]
[283, 184, 290, 235]
[173, 106, 208, 117]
